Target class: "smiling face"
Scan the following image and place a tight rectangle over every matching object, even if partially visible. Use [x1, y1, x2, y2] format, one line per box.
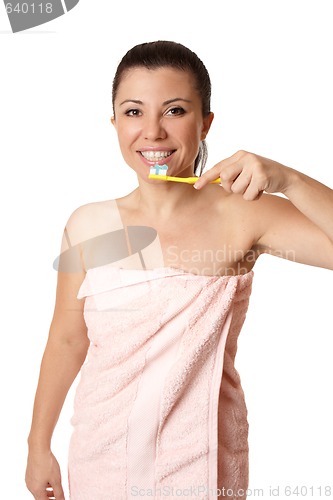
[111, 66, 214, 181]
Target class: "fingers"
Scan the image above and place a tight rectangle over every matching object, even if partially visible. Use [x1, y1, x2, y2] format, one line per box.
[193, 150, 246, 190]
[28, 486, 65, 500]
[26, 451, 65, 500]
[193, 163, 221, 189]
[194, 161, 243, 192]
[193, 150, 269, 200]
[220, 164, 245, 192]
[27, 480, 65, 500]
[44, 480, 65, 500]
[52, 483, 65, 500]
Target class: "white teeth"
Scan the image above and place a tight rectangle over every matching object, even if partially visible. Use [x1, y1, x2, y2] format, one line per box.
[141, 151, 173, 160]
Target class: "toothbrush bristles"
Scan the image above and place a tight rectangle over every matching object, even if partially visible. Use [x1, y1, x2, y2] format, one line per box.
[149, 164, 169, 176]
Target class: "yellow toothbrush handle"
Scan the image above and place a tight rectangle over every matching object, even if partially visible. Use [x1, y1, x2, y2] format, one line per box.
[148, 174, 220, 184]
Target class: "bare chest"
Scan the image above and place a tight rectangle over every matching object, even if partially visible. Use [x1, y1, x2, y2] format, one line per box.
[159, 224, 255, 276]
[120, 207, 257, 277]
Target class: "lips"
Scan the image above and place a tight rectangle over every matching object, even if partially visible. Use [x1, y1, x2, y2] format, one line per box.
[138, 149, 176, 166]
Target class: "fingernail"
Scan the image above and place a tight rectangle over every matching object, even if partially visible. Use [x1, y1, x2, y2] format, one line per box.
[193, 182, 201, 189]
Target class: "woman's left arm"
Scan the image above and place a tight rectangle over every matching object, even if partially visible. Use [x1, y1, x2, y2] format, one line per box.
[194, 150, 333, 270]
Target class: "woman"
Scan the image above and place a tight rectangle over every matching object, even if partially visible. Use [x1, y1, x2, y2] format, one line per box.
[25, 40, 333, 500]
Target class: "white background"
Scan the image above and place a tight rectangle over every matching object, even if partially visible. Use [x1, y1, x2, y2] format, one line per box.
[1, 1, 332, 498]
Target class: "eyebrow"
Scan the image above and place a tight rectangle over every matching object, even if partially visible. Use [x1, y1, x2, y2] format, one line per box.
[119, 97, 192, 106]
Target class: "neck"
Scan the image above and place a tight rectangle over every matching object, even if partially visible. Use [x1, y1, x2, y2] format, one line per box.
[134, 175, 199, 221]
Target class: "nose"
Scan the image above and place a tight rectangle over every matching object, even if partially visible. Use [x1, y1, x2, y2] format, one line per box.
[142, 115, 167, 141]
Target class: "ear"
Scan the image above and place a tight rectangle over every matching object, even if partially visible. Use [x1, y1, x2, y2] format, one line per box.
[110, 116, 116, 127]
[201, 112, 214, 140]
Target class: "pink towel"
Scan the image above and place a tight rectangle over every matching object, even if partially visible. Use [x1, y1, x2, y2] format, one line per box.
[68, 265, 253, 499]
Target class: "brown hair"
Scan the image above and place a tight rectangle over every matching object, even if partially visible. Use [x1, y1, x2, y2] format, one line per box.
[112, 40, 211, 175]
[112, 40, 211, 117]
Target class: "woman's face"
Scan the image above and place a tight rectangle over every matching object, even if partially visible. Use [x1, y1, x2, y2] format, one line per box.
[111, 66, 214, 180]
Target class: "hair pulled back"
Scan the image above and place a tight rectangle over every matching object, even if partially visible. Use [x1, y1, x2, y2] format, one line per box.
[112, 41, 212, 175]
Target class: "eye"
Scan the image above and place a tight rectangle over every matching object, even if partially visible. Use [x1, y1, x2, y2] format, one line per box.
[125, 109, 142, 117]
[165, 106, 185, 116]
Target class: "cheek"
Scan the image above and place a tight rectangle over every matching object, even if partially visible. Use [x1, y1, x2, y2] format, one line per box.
[181, 124, 202, 151]
[117, 115, 141, 133]
[179, 116, 203, 139]
[116, 122, 138, 149]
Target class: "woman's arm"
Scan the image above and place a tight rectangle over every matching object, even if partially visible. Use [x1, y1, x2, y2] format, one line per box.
[252, 170, 333, 269]
[26, 268, 89, 499]
[194, 150, 333, 270]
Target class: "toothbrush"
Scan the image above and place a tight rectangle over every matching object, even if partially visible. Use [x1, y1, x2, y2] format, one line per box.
[148, 164, 220, 184]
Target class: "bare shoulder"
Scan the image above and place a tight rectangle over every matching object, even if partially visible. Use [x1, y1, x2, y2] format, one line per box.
[64, 198, 120, 245]
[211, 186, 293, 220]
[56, 198, 121, 273]
[202, 185, 296, 245]
[232, 192, 301, 235]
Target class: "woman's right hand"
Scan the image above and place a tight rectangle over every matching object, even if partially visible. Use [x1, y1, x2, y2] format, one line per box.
[25, 450, 65, 499]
